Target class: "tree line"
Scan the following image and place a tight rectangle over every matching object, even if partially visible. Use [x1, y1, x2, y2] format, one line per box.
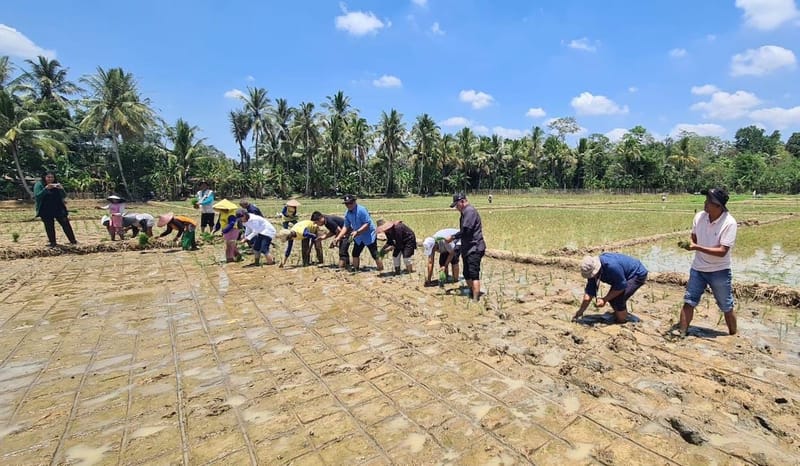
[2, 55, 800, 200]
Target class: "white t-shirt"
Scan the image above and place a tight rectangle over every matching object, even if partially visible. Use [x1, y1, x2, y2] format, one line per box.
[135, 213, 155, 227]
[243, 214, 276, 240]
[422, 228, 460, 256]
[691, 210, 737, 272]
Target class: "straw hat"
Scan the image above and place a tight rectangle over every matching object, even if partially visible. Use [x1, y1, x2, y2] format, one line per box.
[157, 213, 174, 228]
[376, 220, 396, 234]
[285, 199, 301, 207]
[213, 199, 238, 212]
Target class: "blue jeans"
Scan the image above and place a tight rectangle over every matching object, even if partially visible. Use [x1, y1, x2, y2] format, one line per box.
[684, 268, 734, 312]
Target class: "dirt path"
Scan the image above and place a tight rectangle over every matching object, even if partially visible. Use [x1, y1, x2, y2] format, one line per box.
[0, 248, 798, 464]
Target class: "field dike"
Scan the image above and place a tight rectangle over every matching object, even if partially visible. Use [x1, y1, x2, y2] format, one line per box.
[487, 249, 800, 309]
[0, 239, 179, 260]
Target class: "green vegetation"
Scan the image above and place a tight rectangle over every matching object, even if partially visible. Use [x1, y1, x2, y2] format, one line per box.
[137, 232, 149, 247]
[1, 55, 800, 201]
[11, 232, 19, 242]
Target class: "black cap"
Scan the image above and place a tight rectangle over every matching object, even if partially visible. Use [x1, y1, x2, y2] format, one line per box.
[450, 193, 466, 208]
[342, 194, 357, 204]
[701, 188, 729, 210]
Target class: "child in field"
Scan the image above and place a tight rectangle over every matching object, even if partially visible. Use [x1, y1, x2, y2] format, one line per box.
[95, 195, 126, 240]
[212, 199, 241, 262]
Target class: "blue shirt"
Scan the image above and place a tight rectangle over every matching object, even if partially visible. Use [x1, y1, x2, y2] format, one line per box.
[585, 253, 648, 297]
[344, 204, 377, 246]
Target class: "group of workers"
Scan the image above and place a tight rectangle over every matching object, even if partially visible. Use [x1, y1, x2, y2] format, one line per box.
[90, 182, 739, 338]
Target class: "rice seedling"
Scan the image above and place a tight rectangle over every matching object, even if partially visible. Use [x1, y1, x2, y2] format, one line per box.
[12, 232, 19, 242]
[138, 233, 150, 247]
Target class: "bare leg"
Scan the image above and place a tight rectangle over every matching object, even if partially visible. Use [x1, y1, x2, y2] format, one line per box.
[470, 279, 481, 302]
[614, 310, 629, 323]
[352, 256, 360, 271]
[679, 303, 694, 335]
[724, 311, 737, 335]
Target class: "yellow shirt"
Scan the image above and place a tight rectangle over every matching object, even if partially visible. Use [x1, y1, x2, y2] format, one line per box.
[291, 220, 317, 237]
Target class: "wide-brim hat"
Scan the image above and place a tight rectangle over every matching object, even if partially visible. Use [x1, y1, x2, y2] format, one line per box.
[213, 199, 238, 212]
[580, 256, 602, 279]
[701, 188, 729, 210]
[107, 194, 126, 202]
[286, 199, 301, 207]
[376, 220, 396, 233]
[157, 213, 174, 227]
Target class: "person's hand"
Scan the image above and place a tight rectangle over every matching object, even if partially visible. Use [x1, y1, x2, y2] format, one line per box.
[596, 298, 606, 308]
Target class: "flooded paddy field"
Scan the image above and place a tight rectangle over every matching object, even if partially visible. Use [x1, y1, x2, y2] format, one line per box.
[0, 195, 798, 464]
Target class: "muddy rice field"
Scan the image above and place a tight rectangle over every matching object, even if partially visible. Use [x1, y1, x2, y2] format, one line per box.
[0, 198, 799, 465]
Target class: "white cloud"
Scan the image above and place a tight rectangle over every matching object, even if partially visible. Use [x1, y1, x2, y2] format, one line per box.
[628, 86, 639, 93]
[669, 48, 688, 58]
[670, 123, 727, 137]
[412, 0, 428, 6]
[0, 24, 55, 59]
[735, 0, 799, 30]
[730, 45, 796, 76]
[605, 128, 628, 142]
[431, 22, 445, 35]
[335, 4, 386, 36]
[245, 75, 255, 82]
[691, 84, 720, 95]
[749, 106, 800, 129]
[492, 126, 528, 139]
[224, 89, 246, 100]
[570, 92, 629, 115]
[459, 89, 495, 109]
[372, 75, 402, 88]
[473, 125, 489, 135]
[440, 116, 471, 127]
[565, 37, 597, 52]
[525, 107, 546, 118]
[690, 90, 761, 120]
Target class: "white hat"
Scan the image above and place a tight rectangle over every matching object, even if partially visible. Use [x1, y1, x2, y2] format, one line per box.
[580, 256, 602, 279]
[100, 215, 110, 226]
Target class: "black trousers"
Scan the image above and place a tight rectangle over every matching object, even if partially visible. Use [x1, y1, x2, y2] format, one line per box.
[42, 216, 77, 245]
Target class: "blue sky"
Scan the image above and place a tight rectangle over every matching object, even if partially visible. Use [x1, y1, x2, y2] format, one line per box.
[2, 0, 799, 157]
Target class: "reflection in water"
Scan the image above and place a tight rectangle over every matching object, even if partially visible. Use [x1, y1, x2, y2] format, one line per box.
[631, 244, 799, 286]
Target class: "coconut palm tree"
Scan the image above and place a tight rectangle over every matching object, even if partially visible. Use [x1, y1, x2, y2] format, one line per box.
[163, 118, 206, 195]
[348, 114, 371, 192]
[19, 56, 80, 104]
[410, 113, 439, 195]
[0, 89, 67, 198]
[229, 110, 251, 170]
[291, 102, 320, 196]
[376, 109, 406, 195]
[0, 56, 15, 90]
[240, 87, 270, 167]
[79, 67, 156, 197]
[667, 136, 699, 189]
[322, 91, 353, 192]
[270, 98, 293, 170]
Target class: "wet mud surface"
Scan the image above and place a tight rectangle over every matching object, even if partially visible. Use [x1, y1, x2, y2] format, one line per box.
[0, 244, 799, 465]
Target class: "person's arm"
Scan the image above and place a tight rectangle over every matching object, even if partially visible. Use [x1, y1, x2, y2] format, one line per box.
[34, 182, 47, 201]
[573, 294, 594, 321]
[426, 254, 435, 283]
[688, 230, 733, 257]
[222, 218, 236, 234]
[596, 263, 626, 307]
[573, 279, 597, 320]
[200, 191, 214, 205]
[159, 224, 174, 238]
[302, 228, 317, 241]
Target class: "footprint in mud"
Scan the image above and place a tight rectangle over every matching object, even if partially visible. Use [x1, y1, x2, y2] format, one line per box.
[667, 417, 707, 445]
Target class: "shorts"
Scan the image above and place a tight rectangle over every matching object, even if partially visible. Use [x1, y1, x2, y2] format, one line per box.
[338, 237, 351, 261]
[684, 268, 734, 312]
[392, 239, 417, 259]
[608, 274, 647, 312]
[462, 251, 484, 280]
[352, 240, 380, 260]
[201, 213, 215, 228]
[439, 247, 461, 267]
[252, 234, 272, 254]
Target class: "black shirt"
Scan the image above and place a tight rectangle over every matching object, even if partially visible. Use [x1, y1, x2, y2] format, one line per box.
[323, 215, 344, 236]
[453, 204, 486, 255]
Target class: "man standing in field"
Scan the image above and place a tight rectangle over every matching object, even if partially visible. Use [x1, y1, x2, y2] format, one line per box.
[196, 181, 215, 233]
[446, 193, 485, 302]
[573, 253, 648, 324]
[311, 211, 349, 268]
[333, 195, 384, 272]
[677, 188, 738, 336]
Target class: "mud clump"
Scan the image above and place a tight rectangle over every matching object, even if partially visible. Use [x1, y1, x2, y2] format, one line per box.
[667, 417, 707, 445]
